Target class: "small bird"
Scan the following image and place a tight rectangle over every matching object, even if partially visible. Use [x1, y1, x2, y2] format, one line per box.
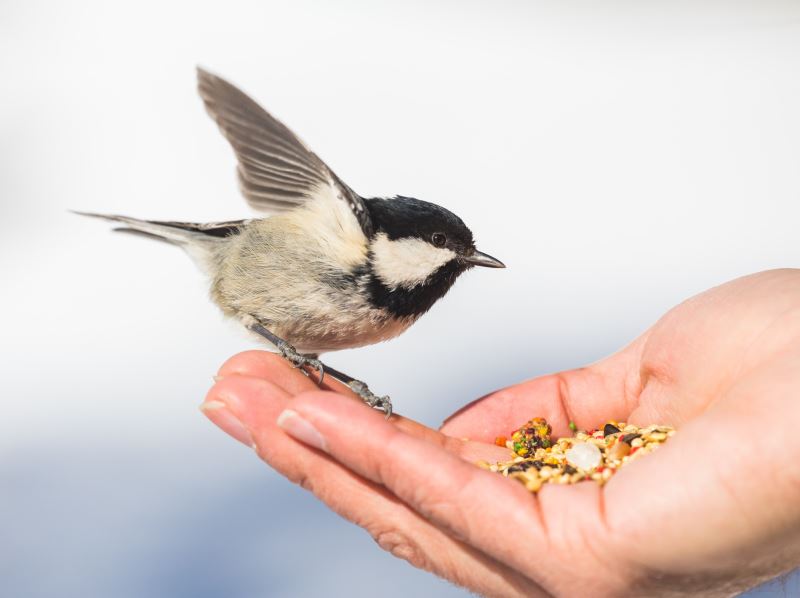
[78, 68, 505, 416]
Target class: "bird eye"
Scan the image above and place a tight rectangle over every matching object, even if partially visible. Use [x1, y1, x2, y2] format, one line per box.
[431, 232, 447, 247]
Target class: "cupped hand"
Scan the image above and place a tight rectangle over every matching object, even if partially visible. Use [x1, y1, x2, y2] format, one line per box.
[202, 269, 800, 597]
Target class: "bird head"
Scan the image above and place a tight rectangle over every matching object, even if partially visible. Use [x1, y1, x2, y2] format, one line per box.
[363, 196, 504, 317]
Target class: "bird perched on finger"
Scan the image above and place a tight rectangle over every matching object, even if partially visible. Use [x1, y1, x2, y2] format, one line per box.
[77, 68, 505, 416]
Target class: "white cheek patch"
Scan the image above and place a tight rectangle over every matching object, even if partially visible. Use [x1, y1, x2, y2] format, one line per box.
[371, 233, 456, 290]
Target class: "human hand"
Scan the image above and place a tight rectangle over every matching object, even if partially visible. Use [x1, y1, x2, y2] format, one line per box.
[202, 269, 800, 596]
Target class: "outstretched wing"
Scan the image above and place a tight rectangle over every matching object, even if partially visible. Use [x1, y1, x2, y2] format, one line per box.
[197, 68, 373, 236]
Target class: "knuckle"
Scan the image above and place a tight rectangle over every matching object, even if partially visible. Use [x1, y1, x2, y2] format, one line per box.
[277, 464, 315, 493]
[293, 470, 315, 492]
[371, 528, 428, 570]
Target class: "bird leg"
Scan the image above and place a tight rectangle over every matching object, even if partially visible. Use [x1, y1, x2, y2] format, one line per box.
[316, 363, 393, 419]
[247, 321, 392, 418]
[248, 321, 324, 384]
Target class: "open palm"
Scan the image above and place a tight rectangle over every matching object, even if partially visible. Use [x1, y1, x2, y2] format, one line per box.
[203, 269, 800, 596]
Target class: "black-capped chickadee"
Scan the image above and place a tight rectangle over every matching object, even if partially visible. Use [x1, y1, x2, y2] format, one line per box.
[78, 68, 505, 416]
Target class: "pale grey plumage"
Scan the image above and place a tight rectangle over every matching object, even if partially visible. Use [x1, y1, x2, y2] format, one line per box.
[207, 212, 414, 354]
[75, 207, 400, 355]
[77, 69, 505, 414]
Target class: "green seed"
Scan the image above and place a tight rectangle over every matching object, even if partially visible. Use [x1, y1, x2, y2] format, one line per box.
[568, 421, 577, 432]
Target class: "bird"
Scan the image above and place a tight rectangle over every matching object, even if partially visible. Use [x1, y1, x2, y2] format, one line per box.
[77, 68, 505, 416]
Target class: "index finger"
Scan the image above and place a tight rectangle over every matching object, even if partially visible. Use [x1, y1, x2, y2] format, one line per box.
[218, 350, 359, 397]
[218, 351, 511, 462]
[283, 393, 549, 569]
[280, 391, 617, 593]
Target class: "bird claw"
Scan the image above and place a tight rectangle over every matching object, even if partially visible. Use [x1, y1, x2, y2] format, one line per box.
[278, 343, 324, 386]
[262, 328, 390, 416]
[348, 380, 392, 419]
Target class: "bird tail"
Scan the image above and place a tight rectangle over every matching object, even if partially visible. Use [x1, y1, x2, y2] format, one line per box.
[72, 211, 247, 245]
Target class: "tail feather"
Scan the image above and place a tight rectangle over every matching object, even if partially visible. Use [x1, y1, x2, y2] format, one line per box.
[72, 211, 246, 244]
[111, 226, 177, 244]
[73, 210, 248, 274]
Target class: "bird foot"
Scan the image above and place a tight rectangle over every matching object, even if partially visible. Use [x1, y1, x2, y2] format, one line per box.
[348, 380, 392, 419]
[278, 342, 324, 385]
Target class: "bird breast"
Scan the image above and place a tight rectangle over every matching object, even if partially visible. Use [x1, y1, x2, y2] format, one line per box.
[209, 210, 415, 353]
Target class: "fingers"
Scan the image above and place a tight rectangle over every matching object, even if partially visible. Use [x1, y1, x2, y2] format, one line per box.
[441, 337, 647, 441]
[218, 350, 358, 398]
[202, 375, 537, 597]
[277, 391, 555, 579]
[218, 351, 510, 463]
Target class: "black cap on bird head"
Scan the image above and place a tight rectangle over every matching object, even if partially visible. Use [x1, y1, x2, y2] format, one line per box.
[363, 196, 504, 317]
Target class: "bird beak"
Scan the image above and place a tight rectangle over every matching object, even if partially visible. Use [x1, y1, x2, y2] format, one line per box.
[463, 249, 506, 268]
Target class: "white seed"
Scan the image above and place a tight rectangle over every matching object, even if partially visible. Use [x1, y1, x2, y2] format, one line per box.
[566, 442, 602, 471]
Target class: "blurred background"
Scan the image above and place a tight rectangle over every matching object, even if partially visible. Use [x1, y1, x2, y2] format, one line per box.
[2, 1, 799, 596]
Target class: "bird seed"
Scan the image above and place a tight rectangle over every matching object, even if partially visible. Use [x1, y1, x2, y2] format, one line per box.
[478, 418, 675, 492]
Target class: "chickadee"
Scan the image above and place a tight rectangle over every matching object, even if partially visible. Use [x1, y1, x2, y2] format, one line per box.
[78, 68, 505, 416]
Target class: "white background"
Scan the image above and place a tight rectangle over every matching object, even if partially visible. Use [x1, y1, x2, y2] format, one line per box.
[2, 1, 799, 596]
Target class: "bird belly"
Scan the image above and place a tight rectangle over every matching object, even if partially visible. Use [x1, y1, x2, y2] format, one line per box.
[210, 218, 416, 354]
[254, 283, 416, 353]
[276, 307, 415, 354]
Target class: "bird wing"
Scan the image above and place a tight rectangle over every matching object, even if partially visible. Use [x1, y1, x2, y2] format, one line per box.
[197, 68, 373, 237]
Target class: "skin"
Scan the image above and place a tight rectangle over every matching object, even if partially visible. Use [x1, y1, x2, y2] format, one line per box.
[202, 269, 800, 597]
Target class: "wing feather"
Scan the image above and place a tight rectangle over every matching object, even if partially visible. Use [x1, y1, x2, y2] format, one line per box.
[197, 68, 373, 236]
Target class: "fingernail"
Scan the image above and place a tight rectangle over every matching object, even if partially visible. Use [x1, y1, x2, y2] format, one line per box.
[213, 375, 225, 382]
[200, 399, 253, 446]
[277, 409, 327, 452]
